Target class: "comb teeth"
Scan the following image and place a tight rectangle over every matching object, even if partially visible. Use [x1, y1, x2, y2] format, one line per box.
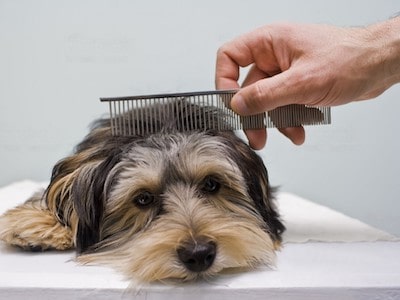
[100, 90, 331, 136]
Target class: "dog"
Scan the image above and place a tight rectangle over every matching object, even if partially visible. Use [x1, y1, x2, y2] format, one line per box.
[0, 100, 285, 283]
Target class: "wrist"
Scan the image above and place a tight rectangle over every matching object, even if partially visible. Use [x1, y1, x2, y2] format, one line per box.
[367, 17, 400, 86]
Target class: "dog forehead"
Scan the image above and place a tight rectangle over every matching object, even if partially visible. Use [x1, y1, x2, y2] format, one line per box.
[121, 132, 242, 183]
[127, 132, 232, 162]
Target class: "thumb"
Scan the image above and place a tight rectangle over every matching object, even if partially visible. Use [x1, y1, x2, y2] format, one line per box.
[231, 71, 300, 115]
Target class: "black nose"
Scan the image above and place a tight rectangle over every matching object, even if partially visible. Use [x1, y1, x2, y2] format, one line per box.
[177, 240, 216, 272]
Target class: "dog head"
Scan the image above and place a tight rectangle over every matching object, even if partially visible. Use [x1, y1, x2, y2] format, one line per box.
[49, 102, 284, 282]
[68, 132, 283, 282]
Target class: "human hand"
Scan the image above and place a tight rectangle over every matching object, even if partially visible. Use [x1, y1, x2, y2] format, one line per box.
[216, 18, 400, 149]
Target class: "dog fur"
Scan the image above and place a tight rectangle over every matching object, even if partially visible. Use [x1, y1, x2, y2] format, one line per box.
[0, 101, 285, 283]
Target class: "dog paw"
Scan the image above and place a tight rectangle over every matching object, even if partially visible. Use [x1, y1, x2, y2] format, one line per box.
[0, 202, 74, 251]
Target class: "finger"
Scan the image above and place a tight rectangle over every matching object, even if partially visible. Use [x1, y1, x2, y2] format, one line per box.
[215, 31, 269, 90]
[241, 65, 268, 87]
[244, 128, 267, 150]
[278, 127, 305, 145]
[242, 64, 283, 88]
[215, 52, 241, 90]
[215, 40, 253, 90]
[230, 68, 305, 115]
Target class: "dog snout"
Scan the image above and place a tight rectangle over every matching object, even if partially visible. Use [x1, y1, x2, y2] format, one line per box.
[177, 239, 216, 272]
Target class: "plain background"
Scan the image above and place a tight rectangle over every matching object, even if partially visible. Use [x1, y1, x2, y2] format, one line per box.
[0, 0, 399, 236]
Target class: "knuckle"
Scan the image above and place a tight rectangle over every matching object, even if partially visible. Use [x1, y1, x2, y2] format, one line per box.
[216, 44, 231, 58]
[216, 46, 225, 58]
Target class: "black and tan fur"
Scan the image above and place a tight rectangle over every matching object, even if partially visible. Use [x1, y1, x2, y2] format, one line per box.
[0, 101, 284, 282]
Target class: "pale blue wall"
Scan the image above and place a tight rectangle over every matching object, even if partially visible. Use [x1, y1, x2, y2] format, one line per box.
[0, 0, 399, 235]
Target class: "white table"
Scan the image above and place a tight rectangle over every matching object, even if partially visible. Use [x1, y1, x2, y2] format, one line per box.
[0, 181, 399, 299]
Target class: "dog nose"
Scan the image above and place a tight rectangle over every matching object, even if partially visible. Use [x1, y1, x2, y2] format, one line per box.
[177, 240, 216, 272]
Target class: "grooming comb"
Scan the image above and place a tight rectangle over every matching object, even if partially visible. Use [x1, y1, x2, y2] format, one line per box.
[100, 90, 331, 136]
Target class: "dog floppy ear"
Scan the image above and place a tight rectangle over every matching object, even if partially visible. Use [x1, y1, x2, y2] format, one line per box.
[72, 149, 123, 253]
[218, 132, 285, 244]
[241, 151, 285, 244]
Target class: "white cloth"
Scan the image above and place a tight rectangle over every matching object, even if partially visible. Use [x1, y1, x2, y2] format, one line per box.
[276, 192, 397, 243]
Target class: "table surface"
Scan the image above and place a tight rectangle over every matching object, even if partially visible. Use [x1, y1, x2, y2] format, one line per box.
[1, 242, 399, 299]
[0, 181, 399, 299]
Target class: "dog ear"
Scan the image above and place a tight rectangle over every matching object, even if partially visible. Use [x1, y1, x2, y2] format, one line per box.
[217, 132, 285, 243]
[241, 152, 285, 244]
[72, 149, 123, 253]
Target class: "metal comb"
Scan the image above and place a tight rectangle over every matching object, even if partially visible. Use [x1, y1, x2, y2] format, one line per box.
[100, 90, 331, 136]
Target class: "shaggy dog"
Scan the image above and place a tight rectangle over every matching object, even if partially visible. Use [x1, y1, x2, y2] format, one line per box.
[0, 100, 284, 283]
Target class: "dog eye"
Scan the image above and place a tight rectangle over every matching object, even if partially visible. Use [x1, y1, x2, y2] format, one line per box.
[134, 191, 156, 208]
[201, 176, 221, 194]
